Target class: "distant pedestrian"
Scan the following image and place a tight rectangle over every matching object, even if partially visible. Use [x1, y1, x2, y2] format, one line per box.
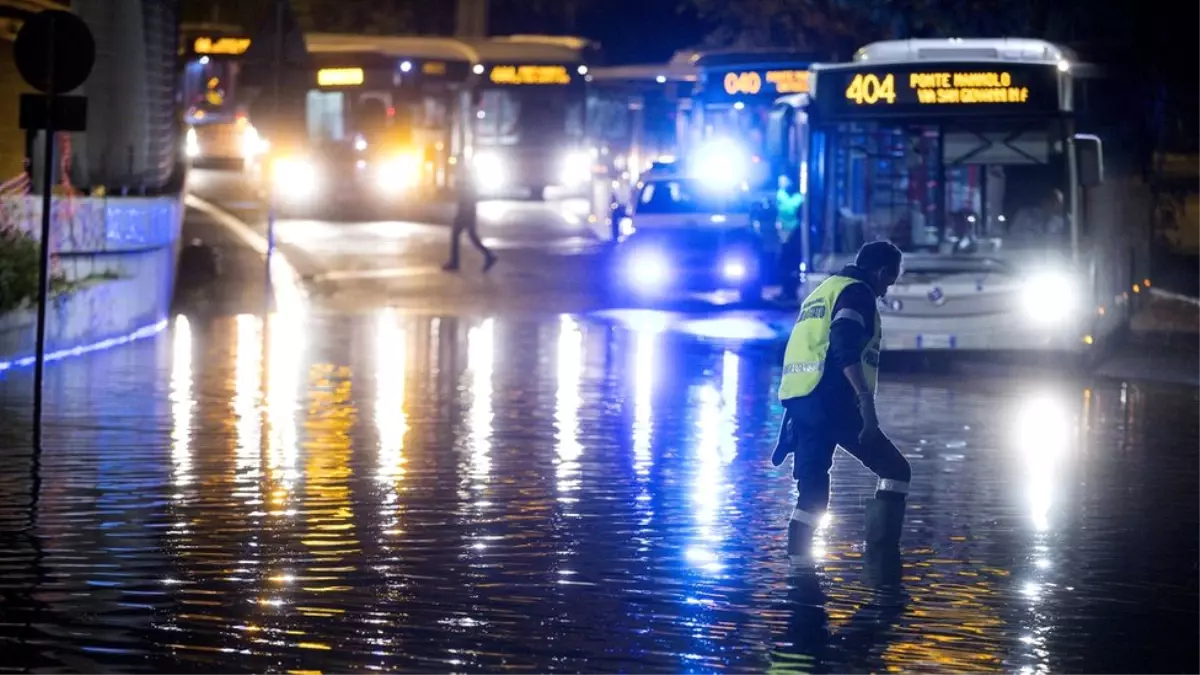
[776, 176, 806, 301]
[443, 161, 496, 273]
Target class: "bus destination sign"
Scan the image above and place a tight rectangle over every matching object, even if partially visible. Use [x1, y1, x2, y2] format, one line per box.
[193, 36, 250, 55]
[489, 65, 571, 85]
[317, 67, 364, 87]
[817, 62, 1061, 117]
[718, 69, 811, 98]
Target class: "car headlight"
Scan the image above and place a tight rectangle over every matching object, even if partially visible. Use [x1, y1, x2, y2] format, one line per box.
[375, 153, 422, 192]
[1021, 271, 1079, 326]
[185, 128, 199, 158]
[272, 156, 318, 195]
[626, 248, 671, 288]
[561, 151, 591, 185]
[472, 151, 505, 188]
[721, 256, 748, 281]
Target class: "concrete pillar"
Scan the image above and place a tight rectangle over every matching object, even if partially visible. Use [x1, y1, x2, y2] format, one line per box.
[70, 0, 148, 189]
[455, 0, 488, 38]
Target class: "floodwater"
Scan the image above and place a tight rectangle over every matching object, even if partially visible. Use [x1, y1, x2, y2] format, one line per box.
[0, 309, 1195, 673]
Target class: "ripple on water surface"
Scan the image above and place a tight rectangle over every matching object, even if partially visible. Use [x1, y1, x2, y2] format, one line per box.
[0, 311, 1195, 673]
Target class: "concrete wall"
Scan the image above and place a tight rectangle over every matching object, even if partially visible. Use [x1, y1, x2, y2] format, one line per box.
[0, 195, 181, 364]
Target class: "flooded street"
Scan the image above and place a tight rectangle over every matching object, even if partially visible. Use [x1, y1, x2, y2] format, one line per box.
[0, 305, 1195, 673]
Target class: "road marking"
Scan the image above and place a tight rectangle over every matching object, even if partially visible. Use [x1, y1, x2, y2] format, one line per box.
[184, 194, 309, 312]
[314, 266, 444, 282]
[1150, 287, 1200, 306]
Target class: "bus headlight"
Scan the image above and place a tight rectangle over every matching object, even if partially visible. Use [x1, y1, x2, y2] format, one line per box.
[561, 150, 591, 185]
[242, 125, 267, 158]
[472, 151, 505, 189]
[375, 153, 422, 193]
[272, 156, 318, 196]
[1021, 271, 1078, 326]
[185, 128, 199, 158]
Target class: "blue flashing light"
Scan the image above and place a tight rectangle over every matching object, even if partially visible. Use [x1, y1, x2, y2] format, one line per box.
[0, 318, 170, 376]
[693, 138, 747, 191]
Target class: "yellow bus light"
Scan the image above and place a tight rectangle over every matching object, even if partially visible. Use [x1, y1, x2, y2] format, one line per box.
[318, 68, 364, 87]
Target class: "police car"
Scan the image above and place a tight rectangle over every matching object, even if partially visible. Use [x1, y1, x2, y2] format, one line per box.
[607, 145, 770, 303]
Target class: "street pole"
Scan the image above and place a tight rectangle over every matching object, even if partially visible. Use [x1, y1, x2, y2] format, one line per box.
[32, 22, 57, 450]
[265, 0, 283, 306]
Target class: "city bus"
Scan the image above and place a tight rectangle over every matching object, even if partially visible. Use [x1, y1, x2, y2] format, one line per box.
[459, 36, 594, 200]
[255, 34, 471, 216]
[587, 53, 697, 193]
[179, 25, 265, 169]
[768, 38, 1143, 358]
[686, 50, 819, 200]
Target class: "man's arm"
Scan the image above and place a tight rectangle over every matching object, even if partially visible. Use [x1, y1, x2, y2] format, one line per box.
[828, 283, 876, 386]
[829, 283, 881, 439]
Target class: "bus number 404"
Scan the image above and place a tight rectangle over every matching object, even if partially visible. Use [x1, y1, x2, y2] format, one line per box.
[844, 73, 896, 105]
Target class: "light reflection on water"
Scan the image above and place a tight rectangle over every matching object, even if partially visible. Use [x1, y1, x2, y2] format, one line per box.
[0, 310, 1195, 673]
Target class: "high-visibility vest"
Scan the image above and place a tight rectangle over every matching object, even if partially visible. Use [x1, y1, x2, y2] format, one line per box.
[778, 275, 881, 401]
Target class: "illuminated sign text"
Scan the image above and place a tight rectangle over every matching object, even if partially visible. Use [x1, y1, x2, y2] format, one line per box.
[724, 71, 761, 95]
[317, 67, 364, 86]
[765, 70, 810, 94]
[193, 37, 250, 55]
[422, 61, 447, 75]
[720, 69, 810, 98]
[489, 65, 571, 85]
[845, 71, 1030, 106]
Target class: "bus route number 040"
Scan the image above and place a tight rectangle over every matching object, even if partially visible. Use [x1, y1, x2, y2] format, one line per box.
[844, 73, 896, 105]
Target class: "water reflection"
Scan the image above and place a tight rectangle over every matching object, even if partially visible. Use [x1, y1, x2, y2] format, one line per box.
[0, 310, 1194, 673]
[234, 314, 262, 505]
[466, 318, 495, 485]
[375, 309, 407, 538]
[170, 316, 194, 489]
[555, 315, 583, 498]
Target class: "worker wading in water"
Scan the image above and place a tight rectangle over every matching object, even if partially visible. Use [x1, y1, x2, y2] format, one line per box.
[772, 241, 910, 589]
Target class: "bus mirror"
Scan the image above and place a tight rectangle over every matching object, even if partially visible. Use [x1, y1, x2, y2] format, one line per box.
[1075, 134, 1104, 187]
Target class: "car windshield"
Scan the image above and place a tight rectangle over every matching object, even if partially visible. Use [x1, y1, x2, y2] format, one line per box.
[635, 179, 746, 215]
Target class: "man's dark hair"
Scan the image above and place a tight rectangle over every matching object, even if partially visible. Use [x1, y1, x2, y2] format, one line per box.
[856, 240, 903, 273]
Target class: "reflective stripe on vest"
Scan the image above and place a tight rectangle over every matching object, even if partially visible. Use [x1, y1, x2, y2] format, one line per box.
[778, 275, 882, 401]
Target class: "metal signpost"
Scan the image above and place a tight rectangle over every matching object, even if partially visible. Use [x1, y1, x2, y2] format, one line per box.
[13, 9, 96, 447]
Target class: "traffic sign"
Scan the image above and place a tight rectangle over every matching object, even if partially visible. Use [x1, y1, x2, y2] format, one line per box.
[19, 93, 87, 132]
[14, 10, 96, 94]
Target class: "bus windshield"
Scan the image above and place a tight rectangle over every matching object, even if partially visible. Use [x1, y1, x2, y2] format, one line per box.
[476, 87, 584, 147]
[817, 119, 1069, 261]
[306, 89, 414, 148]
[703, 103, 769, 158]
[182, 57, 242, 121]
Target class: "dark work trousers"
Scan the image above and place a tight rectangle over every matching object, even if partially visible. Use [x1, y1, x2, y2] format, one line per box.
[446, 199, 492, 267]
[780, 395, 911, 522]
[778, 231, 805, 300]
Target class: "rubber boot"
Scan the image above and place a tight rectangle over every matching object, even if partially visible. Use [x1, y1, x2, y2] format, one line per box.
[787, 507, 817, 570]
[863, 498, 905, 590]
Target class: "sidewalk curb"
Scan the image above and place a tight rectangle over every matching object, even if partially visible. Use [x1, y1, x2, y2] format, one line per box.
[184, 194, 309, 311]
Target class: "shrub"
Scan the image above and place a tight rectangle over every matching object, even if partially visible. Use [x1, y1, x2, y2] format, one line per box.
[0, 226, 66, 315]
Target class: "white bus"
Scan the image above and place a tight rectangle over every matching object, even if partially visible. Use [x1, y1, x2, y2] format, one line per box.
[768, 38, 1146, 360]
